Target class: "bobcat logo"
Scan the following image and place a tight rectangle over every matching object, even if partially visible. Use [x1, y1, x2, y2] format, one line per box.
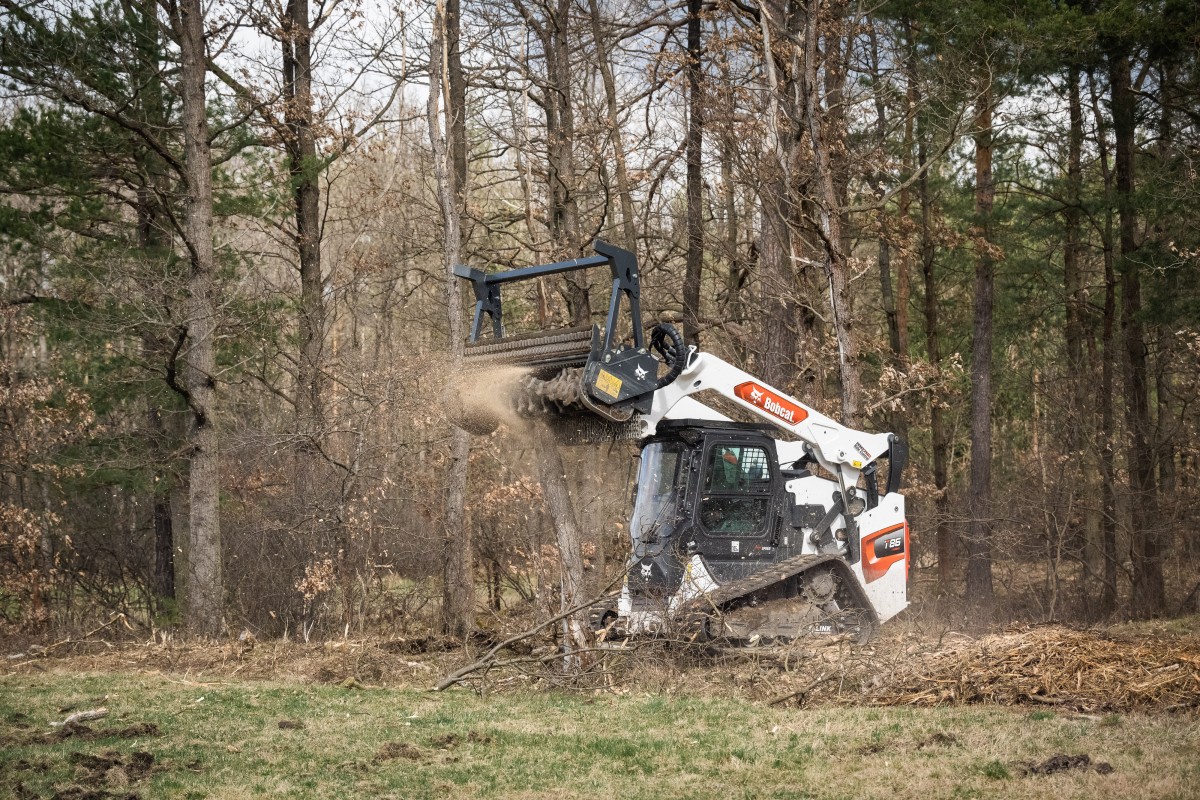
[749, 387, 763, 402]
[640, 562, 653, 578]
[635, 365, 648, 380]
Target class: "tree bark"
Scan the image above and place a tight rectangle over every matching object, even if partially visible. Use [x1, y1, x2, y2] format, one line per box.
[524, 0, 589, 321]
[965, 87, 996, 627]
[682, 0, 704, 348]
[758, 187, 798, 389]
[1110, 50, 1163, 617]
[802, 0, 860, 426]
[754, 0, 799, 391]
[532, 421, 592, 661]
[133, 1, 176, 606]
[1086, 68, 1119, 614]
[429, 0, 475, 638]
[1064, 65, 1085, 442]
[170, 0, 223, 635]
[918, 116, 951, 591]
[585, 0, 636, 253]
[282, 0, 324, 441]
[719, 131, 748, 363]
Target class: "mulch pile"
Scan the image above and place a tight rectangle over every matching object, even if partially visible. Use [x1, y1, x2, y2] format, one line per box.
[846, 625, 1200, 712]
[7, 622, 1200, 713]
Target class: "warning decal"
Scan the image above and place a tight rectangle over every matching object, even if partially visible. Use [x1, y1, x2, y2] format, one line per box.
[594, 369, 623, 399]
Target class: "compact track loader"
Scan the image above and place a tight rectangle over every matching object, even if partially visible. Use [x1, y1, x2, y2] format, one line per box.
[455, 243, 909, 642]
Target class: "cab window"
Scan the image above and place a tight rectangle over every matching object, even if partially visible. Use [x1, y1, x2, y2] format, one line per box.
[698, 445, 772, 536]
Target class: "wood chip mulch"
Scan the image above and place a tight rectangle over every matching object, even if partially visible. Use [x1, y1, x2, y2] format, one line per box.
[847, 625, 1200, 712]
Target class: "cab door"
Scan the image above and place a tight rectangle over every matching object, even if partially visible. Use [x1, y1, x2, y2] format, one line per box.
[690, 436, 779, 562]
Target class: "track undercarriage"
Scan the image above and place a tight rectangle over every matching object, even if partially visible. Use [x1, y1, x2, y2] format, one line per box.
[698, 563, 879, 645]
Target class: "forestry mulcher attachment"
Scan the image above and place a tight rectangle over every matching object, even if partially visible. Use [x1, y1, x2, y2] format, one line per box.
[455, 243, 909, 643]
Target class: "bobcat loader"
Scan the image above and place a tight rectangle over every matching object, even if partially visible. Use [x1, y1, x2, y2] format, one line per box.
[455, 242, 909, 642]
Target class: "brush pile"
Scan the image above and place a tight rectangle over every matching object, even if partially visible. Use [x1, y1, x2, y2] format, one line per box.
[849, 625, 1200, 712]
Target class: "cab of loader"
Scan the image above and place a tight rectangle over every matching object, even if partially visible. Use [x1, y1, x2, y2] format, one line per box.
[628, 420, 787, 597]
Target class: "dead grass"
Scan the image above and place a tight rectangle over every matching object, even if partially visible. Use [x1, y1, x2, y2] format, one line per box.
[1, 669, 1197, 800]
[5, 618, 1200, 717]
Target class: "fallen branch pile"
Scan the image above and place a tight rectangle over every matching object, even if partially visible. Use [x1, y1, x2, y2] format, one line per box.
[845, 625, 1200, 712]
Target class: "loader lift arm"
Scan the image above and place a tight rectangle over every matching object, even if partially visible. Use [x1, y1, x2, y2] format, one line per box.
[634, 348, 908, 525]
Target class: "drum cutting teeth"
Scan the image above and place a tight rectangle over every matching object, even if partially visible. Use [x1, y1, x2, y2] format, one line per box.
[514, 368, 585, 415]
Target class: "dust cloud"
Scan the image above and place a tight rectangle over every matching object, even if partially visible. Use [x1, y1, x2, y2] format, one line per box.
[445, 363, 535, 435]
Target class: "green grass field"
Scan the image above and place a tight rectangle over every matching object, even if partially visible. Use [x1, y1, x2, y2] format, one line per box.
[2, 670, 1197, 799]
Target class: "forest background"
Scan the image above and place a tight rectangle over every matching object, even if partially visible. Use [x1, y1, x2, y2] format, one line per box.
[0, 0, 1197, 644]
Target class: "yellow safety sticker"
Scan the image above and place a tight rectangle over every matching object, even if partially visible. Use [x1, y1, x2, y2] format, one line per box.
[595, 369, 623, 399]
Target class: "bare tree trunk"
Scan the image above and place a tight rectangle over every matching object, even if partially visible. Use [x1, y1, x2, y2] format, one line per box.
[526, 0, 589, 321]
[512, 0, 593, 663]
[802, 0, 860, 426]
[585, 0, 636, 253]
[965, 87, 996, 627]
[1110, 51, 1163, 617]
[1064, 65, 1086, 445]
[1063, 63, 1095, 612]
[127, 0, 177, 608]
[869, 22, 907, 380]
[682, 0, 704, 347]
[918, 131, 951, 591]
[532, 421, 592, 661]
[1086, 68, 1120, 614]
[753, 1, 798, 390]
[895, 30, 914, 366]
[147, 393, 175, 601]
[759, 188, 798, 388]
[282, 0, 325, 440]
[429, 0, 474, 638]
[720, 133, 748, 363]
[446, 0, 468, 196]
[169, 0, 222, 635]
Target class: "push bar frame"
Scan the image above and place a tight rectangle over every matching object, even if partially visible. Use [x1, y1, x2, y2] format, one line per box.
[453, 241, 643, 352]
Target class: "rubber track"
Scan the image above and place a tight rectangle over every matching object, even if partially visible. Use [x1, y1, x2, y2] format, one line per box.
[695, 552, 880, 630]
[704, 553, 833, 606]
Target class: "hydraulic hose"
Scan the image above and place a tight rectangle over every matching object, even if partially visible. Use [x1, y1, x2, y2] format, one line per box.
[650, 323, 686, 390]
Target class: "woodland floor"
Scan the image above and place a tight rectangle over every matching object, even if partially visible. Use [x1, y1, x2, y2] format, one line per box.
[1, 616, 1198, 799]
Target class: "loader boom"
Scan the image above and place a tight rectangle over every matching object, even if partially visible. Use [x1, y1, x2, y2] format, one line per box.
[636, 348, 907, 524]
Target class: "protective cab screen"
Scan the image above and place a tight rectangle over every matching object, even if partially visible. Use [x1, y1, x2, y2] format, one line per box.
[699, 445, 771, 537]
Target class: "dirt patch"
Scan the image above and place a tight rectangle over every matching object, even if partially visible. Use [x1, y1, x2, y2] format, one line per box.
[430, 733, 458, 749]
[466, 729, 493, 745]
[25, 722, 161, 746]
[42, 749, 157, 799]
[373, 741, 425, 763]
[917, 732, 959, 749]
[1018, 753, 1114, 776]
[113, 723, 158, 739]
[277, 719, 305, 730]
[68, 749, 154, 779]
